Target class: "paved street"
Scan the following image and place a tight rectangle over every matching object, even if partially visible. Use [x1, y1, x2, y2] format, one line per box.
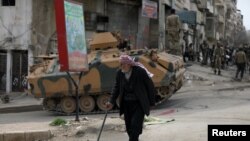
[1, 0, 250, 141]
[0, 63, 250, 141]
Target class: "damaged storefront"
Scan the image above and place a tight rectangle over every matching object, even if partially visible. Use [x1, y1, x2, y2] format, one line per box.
[0, 0, 31, 93]
[0, 50, 28, 93]
[0, 51, 7, 92]
[107, 0, 139, 48]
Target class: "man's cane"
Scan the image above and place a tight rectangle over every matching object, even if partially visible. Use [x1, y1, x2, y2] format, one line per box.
[97, 110, 108, 141]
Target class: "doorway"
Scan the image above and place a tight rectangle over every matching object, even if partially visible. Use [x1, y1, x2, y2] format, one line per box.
[12, 50, 28, 92]
[0, 51, 7, 92]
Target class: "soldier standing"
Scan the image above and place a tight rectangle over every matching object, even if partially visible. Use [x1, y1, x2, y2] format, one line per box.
[213, 44, 224, 75]
[181, 36, 187, 62]
[166, 9, 182, 56]
[235, 47, 247, 81]
[202, 41, 209, 65]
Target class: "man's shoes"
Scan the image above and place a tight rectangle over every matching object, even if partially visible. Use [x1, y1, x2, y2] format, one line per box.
[218, 71, 221, 75]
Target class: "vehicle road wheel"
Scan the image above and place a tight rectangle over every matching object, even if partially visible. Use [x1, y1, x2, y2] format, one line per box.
[97, 94, 110, 111]
[79, 95, 95, 112]
[60, 97, 76, 114]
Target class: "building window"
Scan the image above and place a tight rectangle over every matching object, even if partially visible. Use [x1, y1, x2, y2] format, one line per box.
[2, 0, 15, 6]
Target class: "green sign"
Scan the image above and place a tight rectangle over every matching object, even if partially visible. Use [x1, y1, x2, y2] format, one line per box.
[64, 0, 88, 71]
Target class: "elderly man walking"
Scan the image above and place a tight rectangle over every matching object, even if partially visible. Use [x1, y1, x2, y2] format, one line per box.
[106, 54, 156, 141]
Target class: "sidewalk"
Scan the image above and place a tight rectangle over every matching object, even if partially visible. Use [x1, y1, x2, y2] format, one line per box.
[0, 92, 43, 114]
[0, 130, 52, 141]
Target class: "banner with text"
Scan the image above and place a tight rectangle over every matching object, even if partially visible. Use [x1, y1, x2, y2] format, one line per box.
[55, 0, 88, 72]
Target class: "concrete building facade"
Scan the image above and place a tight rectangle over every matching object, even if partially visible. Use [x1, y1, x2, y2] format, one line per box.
[0, 0, 246, 93]
[0, 0, 32, 93]
[224, 0, 245, 46]
[215, 0, 226, 41]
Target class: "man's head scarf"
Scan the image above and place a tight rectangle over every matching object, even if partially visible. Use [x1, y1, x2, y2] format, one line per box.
[119, 54, 135, 66]
[119, 54, 154, 77]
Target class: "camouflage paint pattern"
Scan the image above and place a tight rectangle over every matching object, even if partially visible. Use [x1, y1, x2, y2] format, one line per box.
[27, 48, 185, 104]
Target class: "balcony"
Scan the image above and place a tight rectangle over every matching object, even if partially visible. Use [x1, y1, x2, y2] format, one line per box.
[205, 17, 215, 38]
[183, 0, 190, 10]
[217, 23, 224, 37]
[215, 0, 224, 6]
[197, 0, 215, 14]
[218, 15, 224, 23]
[197, 0, 208, 10]
[175, 0, 190, 10]
[207, 1, 214, 14]
[196, 10, 204, 24]
[226, 0, 236, 10]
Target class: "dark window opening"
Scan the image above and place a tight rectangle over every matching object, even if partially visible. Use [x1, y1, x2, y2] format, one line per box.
[0, 50, 7, 92]
[2, 0, 15, 6]
[12, 50, 28, 92]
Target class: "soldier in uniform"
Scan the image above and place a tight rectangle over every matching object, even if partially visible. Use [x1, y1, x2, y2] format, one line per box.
[213, 44, 224, 75]
[166, 9, 182, 56]
[149, 50, 159, 62]
[181, 36, 187, 62]
[235, 47, 247, 81]
[201, 41, 209, 65]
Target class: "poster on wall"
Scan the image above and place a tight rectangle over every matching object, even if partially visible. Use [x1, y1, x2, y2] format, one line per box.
[142, 0, 158, 19]
[55, 0, 88, 72]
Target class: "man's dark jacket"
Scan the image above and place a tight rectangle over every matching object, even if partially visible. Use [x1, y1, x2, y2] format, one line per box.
[110, 66, 156, 116]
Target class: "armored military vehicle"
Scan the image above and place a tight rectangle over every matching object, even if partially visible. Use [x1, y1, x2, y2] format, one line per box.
[27, 32, 185, 115]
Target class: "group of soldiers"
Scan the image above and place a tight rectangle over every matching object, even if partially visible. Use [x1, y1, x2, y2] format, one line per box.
[206, 43, 249, 81]
[182, 39, 249, 81]
[165, 9, 250, 81]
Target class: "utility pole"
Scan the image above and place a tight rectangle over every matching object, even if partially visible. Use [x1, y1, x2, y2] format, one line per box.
[158, 0, 165, 51]
[213, 0, 216, 41]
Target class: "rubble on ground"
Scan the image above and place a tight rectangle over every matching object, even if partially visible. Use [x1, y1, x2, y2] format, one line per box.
[51, 116, 126, 139]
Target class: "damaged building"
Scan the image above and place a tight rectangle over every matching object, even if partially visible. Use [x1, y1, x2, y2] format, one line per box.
[0, 0, 245, 93]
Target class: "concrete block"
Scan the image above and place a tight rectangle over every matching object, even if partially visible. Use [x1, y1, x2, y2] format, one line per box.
[25, 130, 52, 141]
[3, 131, 25, 141]
[0, 133, 3, 141]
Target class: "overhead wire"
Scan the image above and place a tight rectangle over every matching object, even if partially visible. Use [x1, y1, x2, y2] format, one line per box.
[0, 0, 15, 44]
[0, 16, 13, 36]
[0, 0, 33, 41]
[0, 0, 47, 48]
